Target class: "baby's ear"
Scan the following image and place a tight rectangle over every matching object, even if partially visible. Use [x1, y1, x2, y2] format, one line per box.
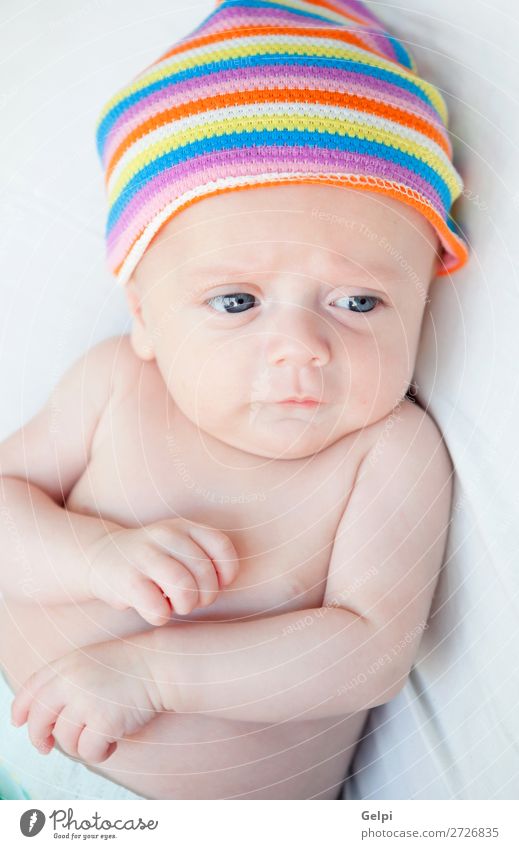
[125, 279, 156, 362]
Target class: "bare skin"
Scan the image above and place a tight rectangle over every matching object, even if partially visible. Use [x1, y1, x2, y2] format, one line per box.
[0, 184, 453, 799]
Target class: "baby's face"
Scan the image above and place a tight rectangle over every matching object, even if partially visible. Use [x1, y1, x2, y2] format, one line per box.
[128, 184, 439, 460]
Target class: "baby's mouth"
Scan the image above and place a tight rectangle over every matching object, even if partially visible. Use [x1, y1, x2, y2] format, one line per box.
[276, 397, 322, 407]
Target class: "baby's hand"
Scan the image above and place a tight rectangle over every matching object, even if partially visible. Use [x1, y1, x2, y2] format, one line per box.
[86, 518, 239, 625]
[10, 639, 162, 764]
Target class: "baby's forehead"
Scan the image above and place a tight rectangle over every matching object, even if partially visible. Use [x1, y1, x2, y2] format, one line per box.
[148, 184, 434, 279]
[160, 183, 402, 237]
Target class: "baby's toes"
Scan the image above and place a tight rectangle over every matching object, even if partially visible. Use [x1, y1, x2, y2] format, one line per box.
[77, 724, 118, 764]
[12, 664, 58, 727]
[26, 689, 65, 755]
[52, 707, 85, 758]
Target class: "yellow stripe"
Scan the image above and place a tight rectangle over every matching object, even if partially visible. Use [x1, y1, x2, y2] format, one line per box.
[108, 112, 458, 206]
[98, 38, 447, 129]
[216, 0, 420, 72]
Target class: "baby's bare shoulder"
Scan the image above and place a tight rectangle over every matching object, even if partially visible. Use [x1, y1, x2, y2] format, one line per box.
[0, 334, 143, 504]
[324, 398, 454, 681]
[363, 397, 452, 471]
[350, 398, 454, 532]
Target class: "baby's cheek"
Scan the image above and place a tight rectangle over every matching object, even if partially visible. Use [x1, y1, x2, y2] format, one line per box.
[171, 359, 241, 430]
[348, 354, 409, 419]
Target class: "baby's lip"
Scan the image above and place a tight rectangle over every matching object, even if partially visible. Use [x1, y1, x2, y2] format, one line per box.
[275, 396, 324, 406]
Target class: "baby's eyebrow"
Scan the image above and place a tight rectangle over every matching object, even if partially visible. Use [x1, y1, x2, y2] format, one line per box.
[185, 258, 398, 281]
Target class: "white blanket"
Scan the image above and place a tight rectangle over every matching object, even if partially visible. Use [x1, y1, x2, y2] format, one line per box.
[344, 0, 519, 800]
[1, 0, 517, 800]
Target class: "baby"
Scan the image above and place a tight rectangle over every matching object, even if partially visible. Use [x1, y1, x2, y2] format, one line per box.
[0, 0, 468, 800]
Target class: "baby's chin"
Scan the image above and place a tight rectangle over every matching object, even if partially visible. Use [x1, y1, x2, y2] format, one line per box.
[180, 395, 403, 460]
[218, 394, 412, 458]
[211, 414, 357, 461]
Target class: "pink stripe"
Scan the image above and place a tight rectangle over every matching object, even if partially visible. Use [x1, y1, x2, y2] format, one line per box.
[103, 65, 444, 168]
[204, 4, 398, 61]
[324, 1, 402, 62]
[326, 0, 387, 27]
[107, 146, 445, 267]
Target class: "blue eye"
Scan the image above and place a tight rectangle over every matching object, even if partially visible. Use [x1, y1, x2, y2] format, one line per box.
[207, 293, 257, 314]
[332, 295, 379, 313]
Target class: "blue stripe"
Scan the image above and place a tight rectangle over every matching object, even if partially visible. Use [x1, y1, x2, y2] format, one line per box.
[386, 34, 413, 70]
[446, 209, 465, 238]
[106, 128, 451, 234]
[96, 54, 437, 157]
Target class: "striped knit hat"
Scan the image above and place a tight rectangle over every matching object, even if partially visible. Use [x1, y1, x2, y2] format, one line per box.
[95, 0, 469, 287]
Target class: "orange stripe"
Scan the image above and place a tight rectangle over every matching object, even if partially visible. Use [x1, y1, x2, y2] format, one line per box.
[114, 176, 468, 279]
[106, 87, 449, 181]
[149, 23, 392, 69]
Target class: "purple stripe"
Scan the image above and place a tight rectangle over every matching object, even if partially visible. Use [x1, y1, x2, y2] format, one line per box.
[332, 0, 385, 27]
[214, 0, 383, 33]
[362, 29, 400, 65]
[103, 64, 441, 165]
[204, 6, 339, 33]
[108, 144, 445, 248]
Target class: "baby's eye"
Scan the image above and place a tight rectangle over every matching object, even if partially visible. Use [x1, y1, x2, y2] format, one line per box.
[206, 293, 257, 314]
[332, 295, 380, 313]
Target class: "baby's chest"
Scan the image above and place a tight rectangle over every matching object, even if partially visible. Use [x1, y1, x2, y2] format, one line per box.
[69, 463, 348, 618]
[67, 428, 359, 619]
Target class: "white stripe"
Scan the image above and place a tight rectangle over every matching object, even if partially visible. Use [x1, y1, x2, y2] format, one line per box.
[107, 100, 452, 197]
[130, 32, 410, 92]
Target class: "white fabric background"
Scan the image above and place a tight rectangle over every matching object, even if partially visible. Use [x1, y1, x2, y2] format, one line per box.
[0, 0, 518, 800]
[344, 0, 519, 800]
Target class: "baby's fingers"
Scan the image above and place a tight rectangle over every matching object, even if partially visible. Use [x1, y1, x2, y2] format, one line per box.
[151, 550, 214, 611]
[129, 577, 173, 626]
[189, 527, 240, 588]
[11, 664, 60, 728]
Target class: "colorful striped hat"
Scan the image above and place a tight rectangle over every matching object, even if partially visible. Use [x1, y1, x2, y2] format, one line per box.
[95, 0, 469, 287]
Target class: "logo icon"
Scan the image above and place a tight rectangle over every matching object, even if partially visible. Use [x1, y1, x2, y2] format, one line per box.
[20, 809, 46, 837]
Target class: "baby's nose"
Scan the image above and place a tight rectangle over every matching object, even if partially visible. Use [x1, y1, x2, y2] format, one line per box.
[266, 309, 330, 368]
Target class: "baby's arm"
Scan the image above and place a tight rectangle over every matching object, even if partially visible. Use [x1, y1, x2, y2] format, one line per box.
[0, 336, 238, 618]
[12, 403, 454, 761]
[0, 336, 124, 604]
[148, 402, 454, 721]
